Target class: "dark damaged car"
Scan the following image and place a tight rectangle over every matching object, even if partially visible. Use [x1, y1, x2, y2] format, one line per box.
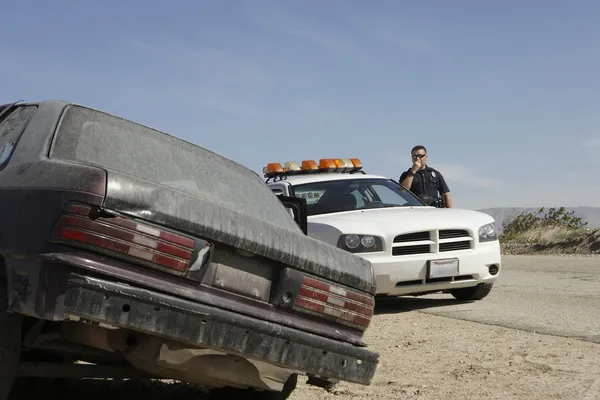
[0, 100, 379, 399]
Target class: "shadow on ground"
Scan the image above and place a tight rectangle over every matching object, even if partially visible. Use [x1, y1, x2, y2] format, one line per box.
[374, 295, 473, 315]
[9, 378, 208, 400]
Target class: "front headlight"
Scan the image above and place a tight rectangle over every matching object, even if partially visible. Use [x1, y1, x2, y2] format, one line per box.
[337, 234, 384, 253]
[478, 222, 498, 242]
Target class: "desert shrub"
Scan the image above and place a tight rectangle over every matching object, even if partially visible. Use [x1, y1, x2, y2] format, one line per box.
[501, 207, 588, 242]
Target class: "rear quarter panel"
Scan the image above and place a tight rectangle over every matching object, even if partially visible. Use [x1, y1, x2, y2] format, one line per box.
[0, 101, 107, 255]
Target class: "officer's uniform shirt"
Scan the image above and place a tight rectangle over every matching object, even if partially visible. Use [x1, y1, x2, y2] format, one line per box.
[399, 166, 450, 203]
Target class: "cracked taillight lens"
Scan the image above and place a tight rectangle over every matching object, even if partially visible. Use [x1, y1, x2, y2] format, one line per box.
[294, 276, 374, 331]
[52, 202, 196, 273]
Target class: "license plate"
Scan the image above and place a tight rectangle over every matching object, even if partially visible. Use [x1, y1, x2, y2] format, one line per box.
[428, 258, 459, 279]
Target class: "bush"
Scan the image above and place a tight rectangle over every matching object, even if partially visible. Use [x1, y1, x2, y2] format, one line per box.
[501, 207, 588, 243]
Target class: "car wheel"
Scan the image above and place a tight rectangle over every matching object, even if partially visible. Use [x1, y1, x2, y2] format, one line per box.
[450, 282, 494, 301]
[0, 273, 22, 400]
[208, 374, 297, 400]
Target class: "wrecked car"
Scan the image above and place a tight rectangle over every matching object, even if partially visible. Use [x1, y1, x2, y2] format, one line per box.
[0, 100, 379, 399]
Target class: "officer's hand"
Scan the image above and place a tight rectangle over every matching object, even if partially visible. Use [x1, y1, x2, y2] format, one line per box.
[412, 159, 422, 173]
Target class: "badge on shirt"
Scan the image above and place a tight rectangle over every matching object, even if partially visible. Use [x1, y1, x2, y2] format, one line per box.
[431, 171, 436, 178]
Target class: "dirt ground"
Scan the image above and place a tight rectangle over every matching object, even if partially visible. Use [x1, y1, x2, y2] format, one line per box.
[289, 310, 600, 400]
[9, 308, 600, 400]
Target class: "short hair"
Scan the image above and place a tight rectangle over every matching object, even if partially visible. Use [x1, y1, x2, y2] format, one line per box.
[411, 145, 427, 154]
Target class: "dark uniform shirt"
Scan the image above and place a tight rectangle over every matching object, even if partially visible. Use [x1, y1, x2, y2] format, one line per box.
[399, 166, 450, 206]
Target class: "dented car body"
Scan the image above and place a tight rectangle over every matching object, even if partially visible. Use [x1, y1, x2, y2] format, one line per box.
[0, 100, 379, 399]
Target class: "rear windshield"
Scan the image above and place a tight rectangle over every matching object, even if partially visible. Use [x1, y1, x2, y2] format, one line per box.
[0, 106, 37, 170]
[50, 105, 297, 229]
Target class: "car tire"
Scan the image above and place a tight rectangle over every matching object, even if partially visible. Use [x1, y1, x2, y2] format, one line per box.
[0, 272, 22, 400]
[208, 374, 297, 400]
[450, 282, 494, 301]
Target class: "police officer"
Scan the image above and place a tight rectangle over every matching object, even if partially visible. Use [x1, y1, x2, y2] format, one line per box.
[399, 145, 453, 208]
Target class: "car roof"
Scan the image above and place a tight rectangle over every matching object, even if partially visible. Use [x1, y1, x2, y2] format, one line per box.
[269, 172, 394, 186]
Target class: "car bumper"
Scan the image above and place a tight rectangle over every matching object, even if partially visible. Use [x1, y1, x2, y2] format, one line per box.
[361, 242, 501, 296]
[62, 273, 378, 386]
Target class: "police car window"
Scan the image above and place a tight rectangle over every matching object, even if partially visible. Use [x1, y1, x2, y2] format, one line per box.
[367, 183, 411, 205]
[293, 178, 424, 216]
[350, 189, 365, 208]
[293, 188, 325, 205]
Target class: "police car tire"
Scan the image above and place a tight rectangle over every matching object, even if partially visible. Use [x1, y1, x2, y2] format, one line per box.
[449, 283, 494, 301]
[0, 272, 22, 400]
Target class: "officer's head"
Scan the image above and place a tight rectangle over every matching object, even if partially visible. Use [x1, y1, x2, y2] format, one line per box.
[411, 145, 428, 164]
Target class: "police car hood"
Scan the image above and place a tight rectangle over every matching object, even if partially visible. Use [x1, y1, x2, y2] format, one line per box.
[307, 206, 496, 239]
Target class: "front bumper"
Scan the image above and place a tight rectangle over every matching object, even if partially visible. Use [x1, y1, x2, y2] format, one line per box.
[62, 273, 379, 386]
[362, 242, 502, 296]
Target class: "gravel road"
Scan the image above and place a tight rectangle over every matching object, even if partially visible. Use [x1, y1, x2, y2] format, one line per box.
[380, 254, 600, 343]
[8, 255, 600, 400]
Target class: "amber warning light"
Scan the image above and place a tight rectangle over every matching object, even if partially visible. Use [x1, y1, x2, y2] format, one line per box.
[263, 158, 362, 179]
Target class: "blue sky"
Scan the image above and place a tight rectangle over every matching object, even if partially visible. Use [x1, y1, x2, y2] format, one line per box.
[2, 0, 599, 209]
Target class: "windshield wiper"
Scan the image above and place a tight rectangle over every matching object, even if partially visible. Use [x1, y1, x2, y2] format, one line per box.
[359, 203, 402, 210]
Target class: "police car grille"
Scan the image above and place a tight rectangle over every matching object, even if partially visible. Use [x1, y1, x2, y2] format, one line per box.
[393, 231, 430, 243]
[392, 231, 433, 256]
[439, 229, 469, 239]
[439, 241, 471, 252]
[392, 244, 431, 256]
[392, 229, 472, 256]
[438, 229, 472, 252]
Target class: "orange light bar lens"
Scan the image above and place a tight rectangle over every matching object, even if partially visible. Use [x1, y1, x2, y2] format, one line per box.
[334, 159, 346, 170]
[350, 158, 363, 170]
[267, 162, 283, 173]
[319, 159, 337, 171]
[264, 162, 284, 177]
[301, 160, 318, 172]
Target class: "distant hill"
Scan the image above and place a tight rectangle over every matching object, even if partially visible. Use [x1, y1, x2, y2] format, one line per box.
[477, 207, 600, 233]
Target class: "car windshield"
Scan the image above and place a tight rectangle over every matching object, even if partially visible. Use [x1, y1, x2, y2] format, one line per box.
[292, 178, 425, 216]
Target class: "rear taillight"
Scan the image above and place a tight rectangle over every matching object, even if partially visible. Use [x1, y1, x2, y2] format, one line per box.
[294, 276, 374, 331]
[52, 203, 196, 274]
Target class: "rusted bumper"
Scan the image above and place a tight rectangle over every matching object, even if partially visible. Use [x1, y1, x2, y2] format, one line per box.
[62, 273, 379, 386]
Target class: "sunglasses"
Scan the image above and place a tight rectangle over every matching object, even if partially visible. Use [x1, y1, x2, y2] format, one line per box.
[411, 154, 426, 159]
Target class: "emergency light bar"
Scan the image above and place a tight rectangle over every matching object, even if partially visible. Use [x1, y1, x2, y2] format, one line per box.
[263, 158, 363, 178]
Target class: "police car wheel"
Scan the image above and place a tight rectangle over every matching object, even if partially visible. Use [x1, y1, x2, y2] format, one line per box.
[449, 283, 494, 301]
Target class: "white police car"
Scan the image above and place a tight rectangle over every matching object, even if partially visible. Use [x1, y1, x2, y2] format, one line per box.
[264, 158, 501, 301]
